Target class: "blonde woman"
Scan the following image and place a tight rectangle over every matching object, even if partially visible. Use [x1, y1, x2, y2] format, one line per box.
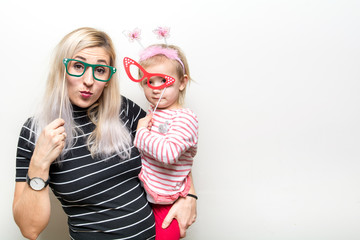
[13, 27, 196, 240]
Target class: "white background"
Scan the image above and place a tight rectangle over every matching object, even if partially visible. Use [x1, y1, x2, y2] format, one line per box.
[1, 0, 360, 239]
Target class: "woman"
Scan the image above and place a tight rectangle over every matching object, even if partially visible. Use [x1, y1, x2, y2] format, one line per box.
[13, 27, 196, 240]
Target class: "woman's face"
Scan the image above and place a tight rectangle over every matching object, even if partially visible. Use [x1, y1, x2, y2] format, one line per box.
[66, 47, 111, 108]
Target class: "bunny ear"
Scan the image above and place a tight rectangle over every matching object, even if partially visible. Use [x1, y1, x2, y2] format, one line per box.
[128, 28, 142, 41]
[153, 26, 170, 44]
[123, 28, 144, 48]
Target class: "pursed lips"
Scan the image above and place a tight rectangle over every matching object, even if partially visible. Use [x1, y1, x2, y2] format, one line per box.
[80, 90, 93, 98]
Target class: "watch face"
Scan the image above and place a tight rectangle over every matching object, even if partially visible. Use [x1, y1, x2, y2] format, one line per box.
[29, 177, 46, 191]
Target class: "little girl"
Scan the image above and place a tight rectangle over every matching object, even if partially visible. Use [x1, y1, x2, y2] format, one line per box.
[127, 44, 198, 240]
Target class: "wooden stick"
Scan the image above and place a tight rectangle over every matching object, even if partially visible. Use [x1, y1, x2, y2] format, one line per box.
[153, 87, 167, 114]
[58, 70, 66, 119]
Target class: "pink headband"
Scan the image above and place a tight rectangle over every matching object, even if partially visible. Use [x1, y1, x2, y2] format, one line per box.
[139, 46, 185, 72]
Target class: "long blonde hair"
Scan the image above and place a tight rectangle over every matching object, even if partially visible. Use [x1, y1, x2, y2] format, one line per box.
[32, 27, 131, 160]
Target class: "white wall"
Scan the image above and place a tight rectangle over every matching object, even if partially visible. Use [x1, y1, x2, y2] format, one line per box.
[1, 0, 360, 239]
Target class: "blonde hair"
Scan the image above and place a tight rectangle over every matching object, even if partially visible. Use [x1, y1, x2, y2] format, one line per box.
[139, 44, 191, 105]
[32, 27, 131, 160]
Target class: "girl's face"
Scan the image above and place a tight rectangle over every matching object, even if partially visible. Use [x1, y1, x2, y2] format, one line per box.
[142, 59, 187, 110]
[66, 47, 110, 108]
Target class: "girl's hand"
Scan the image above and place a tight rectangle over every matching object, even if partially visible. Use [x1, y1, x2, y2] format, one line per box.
[31, 118, 66, 171]
[162, 196, 197, 238]
[137, 114, 153, 131]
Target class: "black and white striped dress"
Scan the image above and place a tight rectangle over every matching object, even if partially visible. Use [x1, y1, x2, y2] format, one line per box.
[15, 96, 156, 240]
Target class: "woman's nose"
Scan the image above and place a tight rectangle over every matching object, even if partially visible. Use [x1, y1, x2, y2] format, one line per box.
[83, 67, 94, 86]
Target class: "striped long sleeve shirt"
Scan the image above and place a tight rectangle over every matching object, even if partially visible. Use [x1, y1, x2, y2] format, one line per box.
[134, 108, 198, 204]
[15, 97, 156, 240]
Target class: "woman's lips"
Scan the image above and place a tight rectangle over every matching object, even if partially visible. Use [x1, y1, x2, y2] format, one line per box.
[80, 91, 93, 98]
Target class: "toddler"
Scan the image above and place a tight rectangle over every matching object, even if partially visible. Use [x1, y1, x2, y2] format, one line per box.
[125, 44, 198, 240]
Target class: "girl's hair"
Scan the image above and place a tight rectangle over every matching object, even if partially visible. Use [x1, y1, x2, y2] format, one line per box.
[139, 44, 191, 105]
[31, 27, 132, 160]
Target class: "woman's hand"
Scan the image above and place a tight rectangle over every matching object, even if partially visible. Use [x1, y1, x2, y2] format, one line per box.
[30, 118, 66, 172]
[137, 114, 153, 131]
[162, 195, 197, 238]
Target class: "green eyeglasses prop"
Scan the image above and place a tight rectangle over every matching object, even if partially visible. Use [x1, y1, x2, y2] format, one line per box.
[63, 58, 116, 82]
[58, 59, 116, 118]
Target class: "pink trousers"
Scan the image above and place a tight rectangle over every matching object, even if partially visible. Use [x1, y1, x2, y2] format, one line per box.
[152, 204, 180, 240]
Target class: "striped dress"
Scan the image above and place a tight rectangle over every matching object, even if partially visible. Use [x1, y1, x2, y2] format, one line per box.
[15, 97, 156, 240]
[134, 108, 198, 204]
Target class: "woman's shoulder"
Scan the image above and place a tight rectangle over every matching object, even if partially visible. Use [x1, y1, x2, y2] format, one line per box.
[121, 95, 133, 106]
[121, 95, 142, 111]
[19, 117, 35, 135]
[23, 117, 34, 126]
[120, 95, 146, 119]
[17, 117, 37, 151]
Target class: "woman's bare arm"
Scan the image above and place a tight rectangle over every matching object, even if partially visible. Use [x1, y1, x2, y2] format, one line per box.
[13, 182, 51, 240]
[13, 118, 66, 239]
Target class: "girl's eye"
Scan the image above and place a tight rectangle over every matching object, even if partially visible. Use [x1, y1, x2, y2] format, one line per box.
[161, 78, 167, 84]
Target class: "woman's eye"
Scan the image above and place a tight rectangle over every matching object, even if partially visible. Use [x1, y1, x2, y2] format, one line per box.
[74, 63, 84, 70]
[95, 67, 106, 75]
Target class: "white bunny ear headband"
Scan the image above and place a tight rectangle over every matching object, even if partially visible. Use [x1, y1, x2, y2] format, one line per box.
[123, 27, 184, 113]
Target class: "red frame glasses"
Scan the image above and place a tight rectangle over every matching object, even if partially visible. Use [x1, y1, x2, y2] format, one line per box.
[123, 57, 176, 90]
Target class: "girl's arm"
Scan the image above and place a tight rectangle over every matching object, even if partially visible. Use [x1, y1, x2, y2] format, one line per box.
[135, 112, 198, 164]
[162, 172, 197, 238]
[13, 119, 66, 239]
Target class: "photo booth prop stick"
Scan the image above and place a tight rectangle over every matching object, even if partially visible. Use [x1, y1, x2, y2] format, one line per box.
[152, 87, 167, 113]
[59, 64, 67, 119]
[123, 57, 175, 113]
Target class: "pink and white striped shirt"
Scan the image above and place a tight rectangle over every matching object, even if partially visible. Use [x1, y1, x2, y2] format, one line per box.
[134, 108, 198, 204]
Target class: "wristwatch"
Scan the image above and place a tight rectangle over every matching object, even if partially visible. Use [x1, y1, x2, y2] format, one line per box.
[26, 173, 49, 191]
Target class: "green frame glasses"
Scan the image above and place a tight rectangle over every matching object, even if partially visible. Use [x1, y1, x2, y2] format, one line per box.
[63, 58, 116, 82]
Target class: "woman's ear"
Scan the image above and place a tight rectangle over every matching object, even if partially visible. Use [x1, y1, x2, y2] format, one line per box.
[179, 75, 189, 91]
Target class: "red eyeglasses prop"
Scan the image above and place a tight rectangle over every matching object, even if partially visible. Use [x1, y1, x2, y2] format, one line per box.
[123, 57, 176, 90]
